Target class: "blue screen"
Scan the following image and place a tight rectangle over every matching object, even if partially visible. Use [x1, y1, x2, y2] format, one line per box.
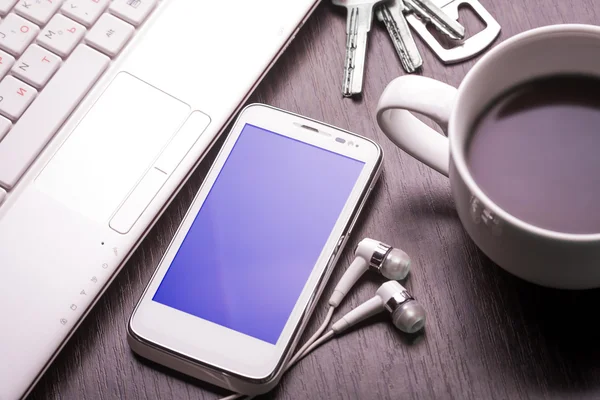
[153, 124, 365, 345]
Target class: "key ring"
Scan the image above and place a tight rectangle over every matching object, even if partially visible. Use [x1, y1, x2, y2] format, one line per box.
[406, 0, 501, 64]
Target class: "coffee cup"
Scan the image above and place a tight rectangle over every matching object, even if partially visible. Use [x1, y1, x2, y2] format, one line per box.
[376, 24, 600, 289]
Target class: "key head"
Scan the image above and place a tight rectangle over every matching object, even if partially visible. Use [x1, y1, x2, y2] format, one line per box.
[332, 0, 387, 8]
[334, 0, 387, 29]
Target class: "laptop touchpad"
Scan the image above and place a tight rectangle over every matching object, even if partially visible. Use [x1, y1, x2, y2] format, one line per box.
[36, 72, 190, 223]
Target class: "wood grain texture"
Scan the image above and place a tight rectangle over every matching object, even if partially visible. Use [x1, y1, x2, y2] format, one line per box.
[29, 1, 600, 399]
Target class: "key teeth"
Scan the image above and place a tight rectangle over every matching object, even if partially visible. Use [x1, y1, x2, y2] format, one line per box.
[433, 25, 464, 41]
[411, 12, 463, 40]
[404, 0, 466, 41]
[378, 3, 424, 74]
[401, 60, 418, 73]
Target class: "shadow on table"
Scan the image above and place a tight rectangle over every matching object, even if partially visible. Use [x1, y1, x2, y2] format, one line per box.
[395, 186, 600, 394]
[455, 238, 600, 392]
[498, 264, 600, 390]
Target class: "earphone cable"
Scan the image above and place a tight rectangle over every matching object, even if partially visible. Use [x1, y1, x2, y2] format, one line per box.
[285, 330, 335, 370]
[284, 306, 335, 371]
[219, 394, 249, 400]
[218, 306, 336, 400]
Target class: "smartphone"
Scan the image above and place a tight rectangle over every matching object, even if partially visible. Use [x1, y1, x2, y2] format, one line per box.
[128, 104, 383, 395]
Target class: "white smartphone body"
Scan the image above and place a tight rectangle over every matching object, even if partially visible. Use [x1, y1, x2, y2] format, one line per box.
[128, 104, 383, 395]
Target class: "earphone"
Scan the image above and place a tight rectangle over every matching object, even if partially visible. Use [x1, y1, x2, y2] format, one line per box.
[221, 238, 425, 400]
[287, 239, 424, 370]
[329, 238, 412, 307]
[331, 281, 426, 335]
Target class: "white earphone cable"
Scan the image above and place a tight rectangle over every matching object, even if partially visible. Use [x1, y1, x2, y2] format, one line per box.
[285, 330, 335, 370]
[220, 330, 336, 400]
[219, 394, 245, 400]
[218, 306, 336, 400]
[217, 239, 419, 400]
[284, 306, 335, 369]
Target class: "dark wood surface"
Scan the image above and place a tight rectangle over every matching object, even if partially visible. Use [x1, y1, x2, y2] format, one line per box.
[30, 1, 600, 399]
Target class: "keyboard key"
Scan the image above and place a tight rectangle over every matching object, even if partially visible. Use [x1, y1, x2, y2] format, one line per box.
[0, 45, 109, 189]
[37, 14, 86, 58]
[12, 44, 61, 88]
[0, 13, 39, 56]
[61, 0, 110, 27]
[109, 0, 158, 27]
[85, 13, 134, 58]
[0, 49, 15, 79]
[0, 114, 10, 140]
[0, 75, 36, 120]
[0, 0, 17, 16]
[15, 0, 63, 25]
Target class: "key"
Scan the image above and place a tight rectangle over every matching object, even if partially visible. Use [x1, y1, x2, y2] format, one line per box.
[405, 0, 500, 64]
[0, 0, 18, 16]
[37, 14, 86, 58]
[376, 1, 422, 73]
[403, 0, 464, 40]
[85, 13, 134, 58]
[0, 49, 15, 79]
[0, 114, 10, 140]
[12, 44, 61, 88]
[0, 45, 109, 189]
[0, 75, 37, 120]
[0, 13, 40, 56]
[332, 0, 384, 97]
[109, 0, 158, 27]
[15, 0, 63, 26]
[61, 0, 110, 27]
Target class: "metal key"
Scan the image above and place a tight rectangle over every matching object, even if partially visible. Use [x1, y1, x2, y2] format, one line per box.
[405, 0, 500, 64]
[376, 0, 422, 73]
[332, 0, 385, 97]
[403, 0, 465, 40]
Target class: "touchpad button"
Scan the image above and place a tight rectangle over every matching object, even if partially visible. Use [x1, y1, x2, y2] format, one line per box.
[36, 72, 190, 223]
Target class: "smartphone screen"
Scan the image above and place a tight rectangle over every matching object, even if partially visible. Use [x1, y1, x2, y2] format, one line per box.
[152, 123, 365, 345]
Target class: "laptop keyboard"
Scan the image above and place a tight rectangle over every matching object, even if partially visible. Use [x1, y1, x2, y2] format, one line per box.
[0, 0, 158, 197]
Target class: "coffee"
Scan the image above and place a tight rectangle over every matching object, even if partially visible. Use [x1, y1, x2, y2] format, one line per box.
[467, 75, 600, 234]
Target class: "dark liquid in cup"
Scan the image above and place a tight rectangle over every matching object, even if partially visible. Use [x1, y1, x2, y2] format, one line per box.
[467, 75, 600, 234]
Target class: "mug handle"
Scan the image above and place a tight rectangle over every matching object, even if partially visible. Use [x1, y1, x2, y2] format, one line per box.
[376, 75, 458, 177]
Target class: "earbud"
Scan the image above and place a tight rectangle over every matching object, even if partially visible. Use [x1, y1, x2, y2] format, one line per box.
[329, 238, 411, 307]
[331, 281, 426, 334]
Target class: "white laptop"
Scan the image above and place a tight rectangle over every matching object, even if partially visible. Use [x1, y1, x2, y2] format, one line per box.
[0, 0, 320, 398]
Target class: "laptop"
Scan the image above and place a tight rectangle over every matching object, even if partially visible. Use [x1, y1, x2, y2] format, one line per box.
[0, 0, 320, 398]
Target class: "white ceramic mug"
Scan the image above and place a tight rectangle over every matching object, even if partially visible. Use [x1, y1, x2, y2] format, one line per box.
[376, 24, 600, 289]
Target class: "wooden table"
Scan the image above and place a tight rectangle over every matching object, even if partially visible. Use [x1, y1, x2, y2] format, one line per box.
[30, 1, 600, 399]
